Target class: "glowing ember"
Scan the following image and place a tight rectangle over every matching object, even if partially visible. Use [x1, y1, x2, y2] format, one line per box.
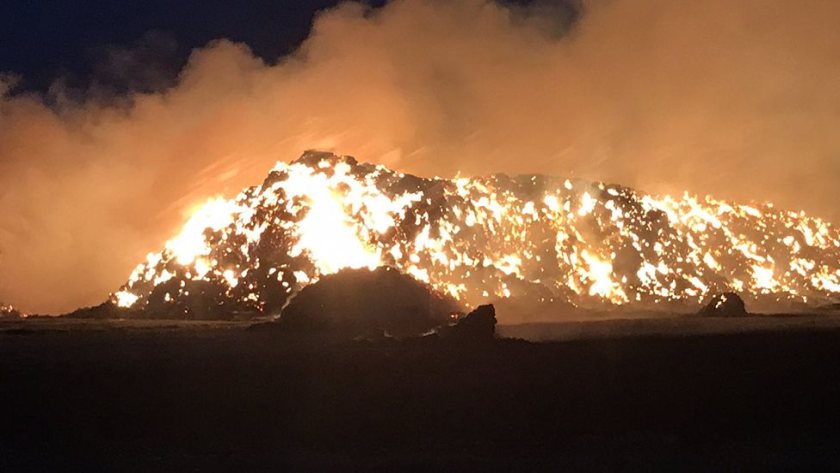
[0, 303, 25, 318]
[112, 151, 840, 317]
[114, 290, 140, 308]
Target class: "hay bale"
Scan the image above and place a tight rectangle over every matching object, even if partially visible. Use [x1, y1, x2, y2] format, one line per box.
[279, 267, 461, 338]
[449, 304, 497, 340]
[698, 292, 748, 317]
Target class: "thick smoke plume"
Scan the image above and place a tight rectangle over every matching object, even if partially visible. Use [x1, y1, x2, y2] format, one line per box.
[1, 0, 839, 313]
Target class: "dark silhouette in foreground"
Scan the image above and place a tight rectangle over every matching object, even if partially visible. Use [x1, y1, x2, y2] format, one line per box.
[278, 266, 462, 338]
[269, 268, 504, 343]
[698, 292, 749, 317]
[440, 303, 497, 341]
[64, 300, 125, 319]
[3, 318, 840, 471]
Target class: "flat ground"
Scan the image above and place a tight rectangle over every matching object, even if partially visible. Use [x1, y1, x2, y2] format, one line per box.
[2, 316, 840, 471]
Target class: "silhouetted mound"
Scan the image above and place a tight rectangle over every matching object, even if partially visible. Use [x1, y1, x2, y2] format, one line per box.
[0, 303, 22, 319]
[449, 304, 497, 340]
[64, 301, 126, 319]
[698, 292, 748, 317]
[279, 266, 461, 338]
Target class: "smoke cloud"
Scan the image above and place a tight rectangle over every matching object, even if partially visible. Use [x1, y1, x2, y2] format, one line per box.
[1, 0, 839, 313]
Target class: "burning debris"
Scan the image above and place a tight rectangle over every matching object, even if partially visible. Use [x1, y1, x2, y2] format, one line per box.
[110, 151, 840, 320]
[0, 303, 23, 319]
[278, 266, 460, 338]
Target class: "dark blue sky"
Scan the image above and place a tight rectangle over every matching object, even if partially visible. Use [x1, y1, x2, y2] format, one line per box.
[0, 0, 387, 93]
[0, 1, 575, 95]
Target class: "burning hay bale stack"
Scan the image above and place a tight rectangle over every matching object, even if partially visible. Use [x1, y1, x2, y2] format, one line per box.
[104, 151, 840, 321]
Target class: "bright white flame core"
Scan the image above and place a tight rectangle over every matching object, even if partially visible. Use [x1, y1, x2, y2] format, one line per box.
[166, 198, 241, 265]
[282, 164, 381, 274]
[114, 290, 140, 308]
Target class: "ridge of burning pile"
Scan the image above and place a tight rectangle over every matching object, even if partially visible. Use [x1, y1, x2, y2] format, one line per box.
[112, 151, 840, 318]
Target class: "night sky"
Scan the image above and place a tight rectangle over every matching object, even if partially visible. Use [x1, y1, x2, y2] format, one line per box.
[0, 0, 389, 93]
[0, 0, 570, 95]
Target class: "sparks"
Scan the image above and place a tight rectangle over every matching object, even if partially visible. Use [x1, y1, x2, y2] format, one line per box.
[111, 152, 840, 316]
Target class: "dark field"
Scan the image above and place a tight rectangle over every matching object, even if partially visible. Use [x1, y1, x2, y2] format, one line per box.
[3, 318, 840, 471]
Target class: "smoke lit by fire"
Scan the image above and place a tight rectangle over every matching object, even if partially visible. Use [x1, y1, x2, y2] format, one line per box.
[113, 152, 840, 316]
[2, 0, 840, 314]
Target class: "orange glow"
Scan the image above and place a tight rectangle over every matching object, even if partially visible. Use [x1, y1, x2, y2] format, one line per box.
[112, 154, 840, 313]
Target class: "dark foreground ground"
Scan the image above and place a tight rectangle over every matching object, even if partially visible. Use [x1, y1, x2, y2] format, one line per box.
[2, 318, 840, 471]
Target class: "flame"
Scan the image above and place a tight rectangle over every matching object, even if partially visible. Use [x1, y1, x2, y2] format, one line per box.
[285, 163, 381, 274]
[114, 290, 140, 308]
[0, 303, 26, 318]
[111, 152, 840, 315]
[167, 198, 242, 265]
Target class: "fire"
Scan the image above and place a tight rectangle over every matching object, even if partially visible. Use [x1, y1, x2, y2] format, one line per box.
[112, 151, 840, 316]
[114, 290, 140, 308]
[1, 303, 26, 318]
[286, 165, 381, 274]
[167, 197, 242, 265]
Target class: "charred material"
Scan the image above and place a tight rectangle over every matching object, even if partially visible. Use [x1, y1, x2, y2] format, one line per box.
[448, 304, 497, 340]
[698, 292, 748, 317]
[64, 301, 126, 319]
[278, 266, 461, 338]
